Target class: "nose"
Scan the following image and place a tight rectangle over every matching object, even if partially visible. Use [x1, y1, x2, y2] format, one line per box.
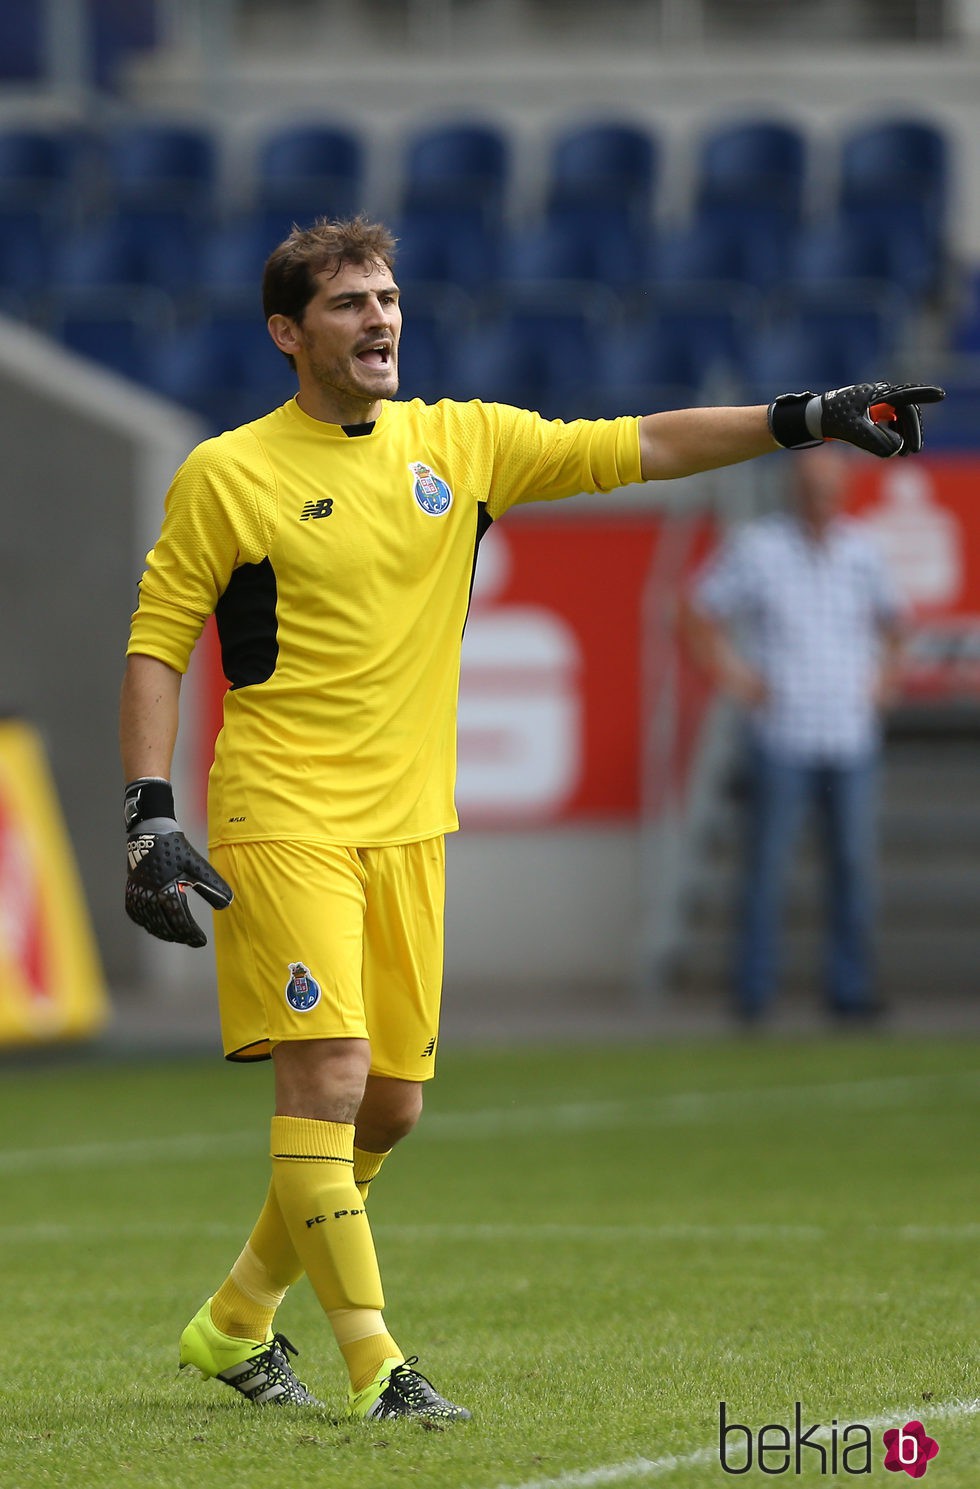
[365, 293, 395, 328]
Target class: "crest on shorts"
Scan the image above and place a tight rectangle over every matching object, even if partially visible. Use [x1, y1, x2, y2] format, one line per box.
[285, 961, 321, 1012]
[408, 461, 453, 516]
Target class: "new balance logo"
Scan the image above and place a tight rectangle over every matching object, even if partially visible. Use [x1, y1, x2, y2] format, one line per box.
[300, 498, 334, 521]
[420, 1038, 436, 1058]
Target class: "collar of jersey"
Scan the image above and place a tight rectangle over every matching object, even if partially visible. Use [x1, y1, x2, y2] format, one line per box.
[286, 396, 387, 439]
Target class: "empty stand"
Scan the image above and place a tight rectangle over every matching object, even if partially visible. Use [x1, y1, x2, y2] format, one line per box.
[695, 118, 807, 218]
[0, 108, 957, 427]
[254, 122, 364, 222]
[546, 122, 659, 220]
[401, 123, 510, 216]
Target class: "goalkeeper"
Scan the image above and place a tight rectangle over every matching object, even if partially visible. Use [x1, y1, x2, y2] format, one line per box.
[121, 215, 942, 1423]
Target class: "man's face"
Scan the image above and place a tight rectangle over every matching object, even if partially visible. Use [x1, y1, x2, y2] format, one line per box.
[288, 258, 401, 407]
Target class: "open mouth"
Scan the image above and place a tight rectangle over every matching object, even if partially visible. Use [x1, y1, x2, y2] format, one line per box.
[356, 343, 392, 369]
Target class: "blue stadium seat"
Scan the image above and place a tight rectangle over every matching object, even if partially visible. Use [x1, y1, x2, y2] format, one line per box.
[146, 310, 295, 430]
[836, 118, 949, 297]
[45, 210, 202, 299]
[499, 207, 642, 291]
[395, 305, 462, 404]
[113, 206, 204, 296]
[650, 203, 794, 290]
[144, 323, 232, 424]
[0, 207, 52, 292]
[839, 117, 947, 215]
[741, 289, 898, 393]
[254, 123, 364, 220]
[50, 294, 167, 382]
[198, 217, 283, 305]
[575, 381, 702, 421]
[696, 118, 807, 218]
[103, 122, 217, 210]
[402, 123, 509, 215]
[0, 126, 92, 213]
[450, 297, 601, 418]
[0, 1, 157, 90]
[391, 205, 499, 293]
[837, 198, 941, 297]
[782, 219, 884, 287]
[545, 122, 659, 219]
[89, 0, 158, 92]
[0, 0, 43, 81]
[949, 269, 980, 355]
[49, 220, 144, 290]
[596, 289, 753, 394]
[916, 379, 980, 451]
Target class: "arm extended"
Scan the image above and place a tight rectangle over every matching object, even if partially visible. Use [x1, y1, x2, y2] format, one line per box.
[639, 405, 775, 482]
[638, 383, 946, 482]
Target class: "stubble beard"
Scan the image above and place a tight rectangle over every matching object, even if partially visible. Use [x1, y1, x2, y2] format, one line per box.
[308, 349, 399, 411]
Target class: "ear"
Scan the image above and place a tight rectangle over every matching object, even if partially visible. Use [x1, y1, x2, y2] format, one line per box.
[267, 314, 302, 358]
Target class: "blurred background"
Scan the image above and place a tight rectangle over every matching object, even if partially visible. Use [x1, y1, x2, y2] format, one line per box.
[1, 0, 980, 1054]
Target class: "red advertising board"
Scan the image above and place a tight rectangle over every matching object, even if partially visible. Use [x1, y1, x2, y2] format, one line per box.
[458, 515, 659, 823]
[193, 511, 716, 827]
[846, 456, 980, 702]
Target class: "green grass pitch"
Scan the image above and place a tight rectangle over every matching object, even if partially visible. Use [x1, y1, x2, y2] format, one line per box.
[0, 1035, 977, 1488]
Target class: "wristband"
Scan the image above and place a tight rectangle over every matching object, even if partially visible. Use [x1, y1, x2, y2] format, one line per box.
[767, 390, 824, 451]
[125, 777, 176, 832]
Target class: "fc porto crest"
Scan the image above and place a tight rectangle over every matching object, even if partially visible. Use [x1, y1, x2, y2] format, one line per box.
[408, 460, 453, 516]
[285, 961, 321, 1012]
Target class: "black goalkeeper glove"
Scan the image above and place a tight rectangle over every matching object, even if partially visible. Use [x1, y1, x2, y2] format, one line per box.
[768, 382, 945, 458]
[124, 777, 233, 948]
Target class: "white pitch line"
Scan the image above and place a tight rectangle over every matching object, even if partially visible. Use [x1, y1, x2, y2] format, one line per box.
[383, 1222, 829, 1243]
[0, 1068, 976, 1173]
[2, 1217, 979, 1248]
[490, 1397, 980, 1489]
[489, 1449, 718, 1489]
[0, 1130, 256, 1173]
[421, 1069, 980, 1140]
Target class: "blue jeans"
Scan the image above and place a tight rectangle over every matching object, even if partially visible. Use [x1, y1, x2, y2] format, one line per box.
[735, 742, 879, 1019]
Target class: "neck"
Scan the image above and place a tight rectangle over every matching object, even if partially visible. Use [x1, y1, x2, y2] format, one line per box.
[295, 384, 382, 426]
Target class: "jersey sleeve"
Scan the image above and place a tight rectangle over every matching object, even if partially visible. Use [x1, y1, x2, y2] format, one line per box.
[127, 428, 277, 674]
[481, 404, 643, 520]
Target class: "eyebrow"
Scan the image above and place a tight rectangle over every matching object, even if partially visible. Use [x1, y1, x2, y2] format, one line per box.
[324, 285, 400, 306]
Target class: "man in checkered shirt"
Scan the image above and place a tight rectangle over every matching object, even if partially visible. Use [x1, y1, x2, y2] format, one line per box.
[684, 444, 906, 1025]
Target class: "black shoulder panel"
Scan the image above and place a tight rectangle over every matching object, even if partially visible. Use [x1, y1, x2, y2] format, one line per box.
[463, 501, 494, 629]
[214, 558, 279, 689]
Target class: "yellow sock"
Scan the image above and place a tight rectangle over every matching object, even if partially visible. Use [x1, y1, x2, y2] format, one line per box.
[328, 1306, 403, 1392]
[270, 1115, 402, 1388]
[353, 1145, 391, 1203]
[210, 1181, 304, 1341]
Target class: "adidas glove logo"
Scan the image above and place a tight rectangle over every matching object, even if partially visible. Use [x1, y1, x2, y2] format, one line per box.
[127, 834, 157, 871]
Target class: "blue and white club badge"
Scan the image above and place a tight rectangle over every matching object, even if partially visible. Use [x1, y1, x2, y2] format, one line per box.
[285, 961, 321, 1012]
[409, 461, 453, 516]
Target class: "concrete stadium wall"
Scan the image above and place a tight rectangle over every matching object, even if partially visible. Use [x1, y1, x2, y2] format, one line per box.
[0, 317, 205, 986]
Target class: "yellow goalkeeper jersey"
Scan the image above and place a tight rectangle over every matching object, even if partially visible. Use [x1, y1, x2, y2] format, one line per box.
[128, 395, 641, 847]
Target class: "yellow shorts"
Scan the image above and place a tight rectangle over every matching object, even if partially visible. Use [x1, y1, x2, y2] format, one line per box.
[209, 836, 445, 1080]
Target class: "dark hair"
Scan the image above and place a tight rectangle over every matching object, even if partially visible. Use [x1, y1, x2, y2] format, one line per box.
[262, 216, 397, 366]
